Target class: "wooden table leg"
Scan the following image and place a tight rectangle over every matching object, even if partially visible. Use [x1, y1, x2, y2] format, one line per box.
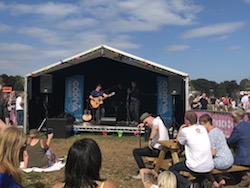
[154, 148, 166, 173]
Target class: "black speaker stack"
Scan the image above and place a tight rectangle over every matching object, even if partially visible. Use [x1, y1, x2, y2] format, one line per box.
[40, 74, 53, 93]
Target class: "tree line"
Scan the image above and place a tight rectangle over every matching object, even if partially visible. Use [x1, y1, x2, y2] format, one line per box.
[1, 74, 250, 98]
[0, 74, 24, 91]
[190, 78, 250, 98]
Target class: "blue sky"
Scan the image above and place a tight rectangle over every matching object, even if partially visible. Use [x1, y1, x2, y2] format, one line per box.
[0, 0, 249, 83]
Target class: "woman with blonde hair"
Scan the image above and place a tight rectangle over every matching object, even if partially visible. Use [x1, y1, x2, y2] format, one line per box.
[140, 168, 177, 188]
[0, 126, 27, 187]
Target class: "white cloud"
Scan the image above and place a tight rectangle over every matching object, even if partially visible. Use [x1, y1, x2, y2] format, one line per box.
[181, 22, 245, 39]
[7, 0, 202, 32]
[244, 0, 250, 4]
[10, 2, 80, 19]
[0, 2, 7, 10]
[0, 0, 204, 75]
[0, 43, 34, 52]
[100, 0, 203, 32]
[211, 35, 229, 41]
[0, 23, 11, 33]
[18, 27, 70, 45]
[56, 18, 97, 30]
[228, 45, 241, 50]
[74, 32, 140, 50]
[165, 44, 190, 52]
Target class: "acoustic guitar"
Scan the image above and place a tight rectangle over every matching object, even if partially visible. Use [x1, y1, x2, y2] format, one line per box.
[82, 109, 92, 122]
[90, 92, 115, 109]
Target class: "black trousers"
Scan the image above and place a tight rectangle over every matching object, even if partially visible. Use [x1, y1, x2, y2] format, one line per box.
[133, 146, 160, 169]
[94, 106, 105, 124]
[129, 98, 140, 122]
[169, 160, 210, 188]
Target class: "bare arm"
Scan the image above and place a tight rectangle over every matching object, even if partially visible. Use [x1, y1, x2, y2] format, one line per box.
[211, 148, 216, 156]
[140, 168, 156, 188]
[40, 133, 53, 150]
[148, 125, 159, 149]
[23, 150, 29, 169]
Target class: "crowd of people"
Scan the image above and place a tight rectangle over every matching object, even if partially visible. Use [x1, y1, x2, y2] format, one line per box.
[190, 91, 250, 114]
[1, 84, 250, 187]
[0, 90, 24, 126]
[131, 109, 250, 188]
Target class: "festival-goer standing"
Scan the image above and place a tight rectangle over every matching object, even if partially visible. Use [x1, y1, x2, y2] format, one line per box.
[191, 95, 201, 110]
[169, 111, 214, 188]
[8, 91, 17, 126]
[199, 114, 234, 188]
[132, 112, 169, 179]
[0, 126, 27, 188]
[16, 92, 24, 126]
[53, 138, 118, 188]
[199, 92, 209, 110]
[223, 95, 229, 112]
[2, 92, 10, 125]
[241, 92, 249, 110]
[127, 81, 140, 124]
[245, 96, 250, 119]
[209, 94, 218, 111]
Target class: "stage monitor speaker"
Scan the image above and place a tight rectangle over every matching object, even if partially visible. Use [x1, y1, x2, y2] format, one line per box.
[57, 112, 75, 124]
[100, 117, 117, 126]
[40, 74, 53, 93]
[46, 118, 73, 138]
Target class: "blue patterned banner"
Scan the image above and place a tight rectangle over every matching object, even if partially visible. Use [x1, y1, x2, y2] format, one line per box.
[157, 76, 172, 125]
[65, 75, 84, 121]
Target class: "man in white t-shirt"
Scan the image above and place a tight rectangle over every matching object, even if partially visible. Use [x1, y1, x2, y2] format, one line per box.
[241, 92, 249, 110]
[132, 112, 169, 180]
[169, 111, 214, 187]
[16, 92, 24, 126]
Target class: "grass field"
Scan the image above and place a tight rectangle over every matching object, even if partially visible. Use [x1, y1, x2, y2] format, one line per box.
[21, 132, 245, 188]
[22, 133, 149, 188]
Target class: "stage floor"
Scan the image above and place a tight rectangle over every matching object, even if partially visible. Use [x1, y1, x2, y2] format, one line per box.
[73, 121, 145, 134]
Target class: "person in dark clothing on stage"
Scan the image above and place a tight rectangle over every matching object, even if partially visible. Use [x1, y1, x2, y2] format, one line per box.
[89, 84, 115, 124]
[127, 81, 140, 124]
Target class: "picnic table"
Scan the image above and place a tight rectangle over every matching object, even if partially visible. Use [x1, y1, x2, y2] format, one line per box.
[153, 139, 182, 173]
[153, 139, 250, 180]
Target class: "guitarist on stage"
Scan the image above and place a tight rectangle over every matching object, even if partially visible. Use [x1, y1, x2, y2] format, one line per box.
[89, 84, 113, 124]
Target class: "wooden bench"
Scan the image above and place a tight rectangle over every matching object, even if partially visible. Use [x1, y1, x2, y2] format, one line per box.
[155, 140, 250, 182]
[180, 165, 250, 181]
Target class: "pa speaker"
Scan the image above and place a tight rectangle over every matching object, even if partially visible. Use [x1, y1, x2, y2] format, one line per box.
[46, 118, 73, 138]
[100, 117, 117, 126]
[40, 74, 53, 93]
